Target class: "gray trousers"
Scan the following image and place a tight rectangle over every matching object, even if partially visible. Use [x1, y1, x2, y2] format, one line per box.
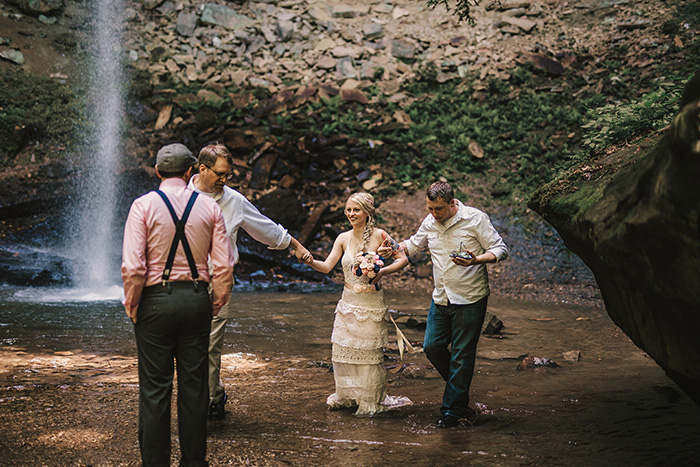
[134, 281, 212, 467]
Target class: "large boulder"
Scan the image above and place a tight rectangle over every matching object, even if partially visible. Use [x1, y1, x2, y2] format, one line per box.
[529, 72, 700, 405]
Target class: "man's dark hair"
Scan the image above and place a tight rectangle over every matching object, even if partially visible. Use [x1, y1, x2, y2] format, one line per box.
[426, 181, 454, 202]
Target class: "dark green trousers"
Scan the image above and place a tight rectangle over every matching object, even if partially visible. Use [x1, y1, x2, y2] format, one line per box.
[134, 281, 212, 467]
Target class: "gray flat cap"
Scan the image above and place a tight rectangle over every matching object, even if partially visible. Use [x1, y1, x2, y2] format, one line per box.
[156, 143, 197, 172]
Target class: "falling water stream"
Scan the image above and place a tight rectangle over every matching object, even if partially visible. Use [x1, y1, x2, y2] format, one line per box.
[68, 0, 124, 294]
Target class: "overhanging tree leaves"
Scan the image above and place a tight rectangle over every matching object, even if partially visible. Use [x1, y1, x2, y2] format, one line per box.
[426, 0, 481, 23]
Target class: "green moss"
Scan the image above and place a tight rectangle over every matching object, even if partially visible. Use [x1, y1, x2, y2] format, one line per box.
[0, 68, 85, 166]
[546, 179, 607, 224]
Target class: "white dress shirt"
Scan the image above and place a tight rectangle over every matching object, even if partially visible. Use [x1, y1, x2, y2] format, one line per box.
[188, 175, 291, 264]
[404, 200, 508, 306]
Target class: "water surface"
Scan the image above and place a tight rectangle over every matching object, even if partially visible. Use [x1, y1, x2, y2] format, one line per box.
[0, 287, 698, 466]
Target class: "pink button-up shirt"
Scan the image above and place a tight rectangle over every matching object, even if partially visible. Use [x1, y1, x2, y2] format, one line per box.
[121, 177, 234, 318]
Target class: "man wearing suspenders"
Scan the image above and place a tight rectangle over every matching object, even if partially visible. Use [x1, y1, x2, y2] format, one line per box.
[122, 143, 234, 466]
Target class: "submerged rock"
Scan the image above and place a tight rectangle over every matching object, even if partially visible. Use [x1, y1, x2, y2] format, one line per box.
[517, 356, 560, 370]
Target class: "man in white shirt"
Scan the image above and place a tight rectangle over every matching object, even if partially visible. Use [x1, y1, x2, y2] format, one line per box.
[379, 181, 508, 428]
[188, 143, 311, 420]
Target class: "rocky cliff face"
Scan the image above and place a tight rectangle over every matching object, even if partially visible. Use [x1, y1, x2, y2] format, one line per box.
[530, 73, 700, 405]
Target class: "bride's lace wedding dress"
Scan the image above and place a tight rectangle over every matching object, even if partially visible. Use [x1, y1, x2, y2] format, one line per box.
[327, 244, 412, 415]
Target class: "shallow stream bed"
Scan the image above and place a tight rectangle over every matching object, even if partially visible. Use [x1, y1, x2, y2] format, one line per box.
[0, 287, 698, 466]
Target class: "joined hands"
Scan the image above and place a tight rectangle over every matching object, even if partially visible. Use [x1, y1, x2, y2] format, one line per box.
[377, 232, 401, 258]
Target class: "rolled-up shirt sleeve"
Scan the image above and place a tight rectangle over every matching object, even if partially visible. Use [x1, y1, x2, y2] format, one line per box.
[240, 197, 291, 250]
[209, 208, 234, 310]
[121, 200, 148, 316]
[476, 212, 508, 262]
[404, 217, 431, 258]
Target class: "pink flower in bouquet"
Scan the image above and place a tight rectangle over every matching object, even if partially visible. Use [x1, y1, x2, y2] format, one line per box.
[353, 251, 385, 278]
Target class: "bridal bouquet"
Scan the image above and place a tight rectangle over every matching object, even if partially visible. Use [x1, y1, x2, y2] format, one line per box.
[353, 252, 385, 280]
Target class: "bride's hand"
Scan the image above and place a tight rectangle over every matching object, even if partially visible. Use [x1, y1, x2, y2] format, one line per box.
[301, 252, 314, 264]
[369, 268, 385, 284]
[377, 232, 401, 258]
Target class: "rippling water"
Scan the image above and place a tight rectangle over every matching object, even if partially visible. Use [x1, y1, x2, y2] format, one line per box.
[1, 286, 698, 466]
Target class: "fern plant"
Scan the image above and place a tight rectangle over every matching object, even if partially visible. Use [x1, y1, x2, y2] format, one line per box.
[581, 84, 682, 152]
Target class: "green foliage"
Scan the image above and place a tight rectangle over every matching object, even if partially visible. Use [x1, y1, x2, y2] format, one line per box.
[415, 62, 439, 83]
[0, 68, 84, 166]
[581, 84, 681, 151]
[381, 75, 590, 202]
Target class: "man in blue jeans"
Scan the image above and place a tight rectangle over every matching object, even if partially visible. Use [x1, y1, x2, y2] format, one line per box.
[379, 181, 508, 427]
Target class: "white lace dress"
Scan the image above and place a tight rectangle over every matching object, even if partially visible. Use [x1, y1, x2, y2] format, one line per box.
[327, 246, 412, 415]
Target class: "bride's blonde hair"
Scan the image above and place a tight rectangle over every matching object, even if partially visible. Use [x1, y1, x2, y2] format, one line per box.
[347, 192, 376, 253]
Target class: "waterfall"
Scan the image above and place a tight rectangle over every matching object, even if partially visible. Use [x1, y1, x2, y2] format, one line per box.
[69, 0, 124, 290]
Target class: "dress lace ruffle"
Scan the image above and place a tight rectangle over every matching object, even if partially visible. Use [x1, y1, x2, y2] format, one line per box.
[324, 242, 412, 416]
[332, 343, 384, 364]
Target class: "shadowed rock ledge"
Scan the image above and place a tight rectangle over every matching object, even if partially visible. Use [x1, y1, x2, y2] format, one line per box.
[529, 71, 700, 405]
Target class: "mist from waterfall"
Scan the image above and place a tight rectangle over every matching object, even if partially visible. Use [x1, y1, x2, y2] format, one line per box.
[69, 0, 124, 290]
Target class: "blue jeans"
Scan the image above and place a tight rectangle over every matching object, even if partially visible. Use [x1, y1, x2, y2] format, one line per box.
[423, 297, 488, 418]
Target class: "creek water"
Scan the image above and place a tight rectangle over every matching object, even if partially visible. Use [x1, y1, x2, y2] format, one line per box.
[1, 286, 698, 466]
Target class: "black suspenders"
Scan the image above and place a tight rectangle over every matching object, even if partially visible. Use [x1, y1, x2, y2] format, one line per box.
[155, 190, 200, 289]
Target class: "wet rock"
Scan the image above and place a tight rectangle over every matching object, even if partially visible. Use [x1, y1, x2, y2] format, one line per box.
[398, 363, 435, 379]
[562, 350, 582, 362]
[468, 141, 485, 159]
[255, 188, 306, 232]
[499, 16, 537, 33]
[340, 88, 368, 105]
[618, 20, 650, 31]
[482, 314, 504, 334]
[307, 6, 333, 25]
[260, 24, 278, 43]
[200, 3, 255, 30]
[331, 45, 362, 58]
[517, 356, 560, 370]
[316, 55, 336, 70]
[298, 201, 330, 245]
[38, 15, 57, 25]
[143, 0, 165, 10]
[223, 127, 269, 153]
[249, 151, 278, 189]
[277, 19, 295, 42]
[176, 10, 197, 36]
[373, 3, 394, 15]
[391, 40, 416, 59]
[0, 49, 25, 65]
[7, 0, 63, 15]
[478, 350, 525, 360]
[362, 22, 383, 39]
[521, 52, 564, 76]
[336, 57, 357, 79]
[496, 0, 532, 10]
[330, 5, 370, 18]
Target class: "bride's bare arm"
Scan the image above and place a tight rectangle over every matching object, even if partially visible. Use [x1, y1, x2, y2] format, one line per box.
[306, 232, 346, 274]
[369, 229, 408, 282]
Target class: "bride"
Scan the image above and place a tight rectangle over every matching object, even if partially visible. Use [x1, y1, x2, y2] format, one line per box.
[304, 192, 412, 415]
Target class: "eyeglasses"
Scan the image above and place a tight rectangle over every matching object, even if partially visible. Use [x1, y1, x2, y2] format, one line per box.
[204, 164, 233, 180]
